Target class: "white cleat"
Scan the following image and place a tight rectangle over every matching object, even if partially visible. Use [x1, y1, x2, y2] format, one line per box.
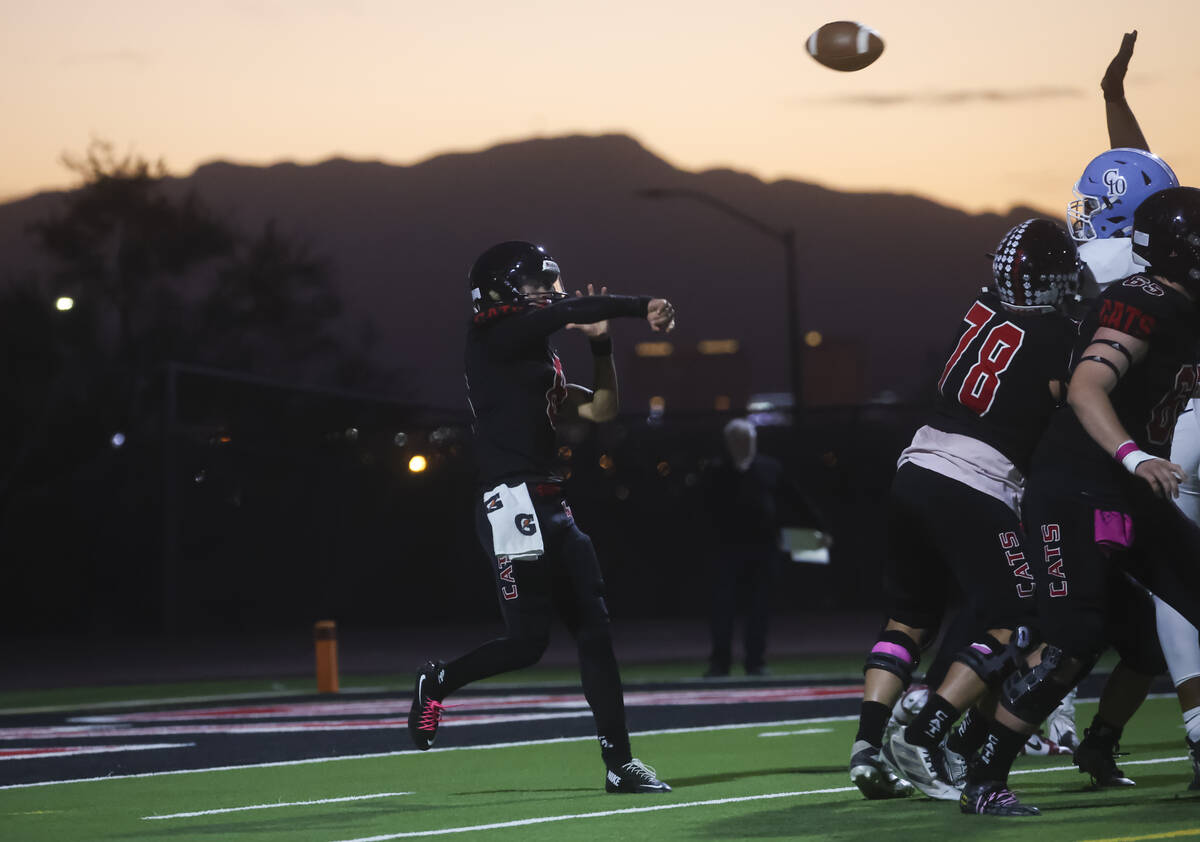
[884, 730, 962, 801]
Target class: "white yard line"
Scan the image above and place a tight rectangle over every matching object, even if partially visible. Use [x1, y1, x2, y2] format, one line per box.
[328, 754, 1197, 841]
[756, 728, 833, 737]
[0, 743, 193, 761]
[327, 788, 858, 841]
[143, 791, 411, 820]
[0, 716, 857, 790]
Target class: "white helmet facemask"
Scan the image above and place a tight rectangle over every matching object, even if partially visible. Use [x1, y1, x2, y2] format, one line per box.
[1078, 238, 1140, 291]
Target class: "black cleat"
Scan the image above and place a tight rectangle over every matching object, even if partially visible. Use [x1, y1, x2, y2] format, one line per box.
[959, 780, 1040, 816]
[605, 759, 672, 793]
[408, 660, 447, 751]
[1074, 723, 1135, 787]
[849, 739, 913, 799]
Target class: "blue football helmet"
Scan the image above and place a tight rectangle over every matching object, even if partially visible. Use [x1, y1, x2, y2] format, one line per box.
[1068, 148, 1178, 241]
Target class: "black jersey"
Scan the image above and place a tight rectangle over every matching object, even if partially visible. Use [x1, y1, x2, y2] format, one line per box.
[465, 294, 650, 487]
[1033, 275, 1200, 491]
[929, 291, 1075, 474]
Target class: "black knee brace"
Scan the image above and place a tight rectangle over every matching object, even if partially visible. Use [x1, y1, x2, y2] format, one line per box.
[954, 625, 1036, 692]
[864, 630, 922, 688]
[1000, 645, 1095, 725]
[954, 634, 1016, 691]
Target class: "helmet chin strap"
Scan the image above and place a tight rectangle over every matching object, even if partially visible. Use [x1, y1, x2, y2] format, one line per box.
[1079, 238, 1140, 291]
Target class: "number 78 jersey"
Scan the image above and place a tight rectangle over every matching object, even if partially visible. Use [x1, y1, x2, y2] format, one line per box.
[931, 291, 1076, 474]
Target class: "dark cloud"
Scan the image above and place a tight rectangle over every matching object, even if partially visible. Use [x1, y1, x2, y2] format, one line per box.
[798, 86, 1085, 107]
[61, 49, 152, 67]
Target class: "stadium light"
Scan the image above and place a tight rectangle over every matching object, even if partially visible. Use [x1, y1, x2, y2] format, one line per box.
[408, 454, 428, 473]
[55, 296, 75, 312]
[110, 432, 126, 448]
[635, 341, 673, 357]
[697, 339, 739, 355]
[805, 330, 823, 348]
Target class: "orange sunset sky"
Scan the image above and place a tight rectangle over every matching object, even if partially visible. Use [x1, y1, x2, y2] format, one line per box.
[2, 0, 1197, 214]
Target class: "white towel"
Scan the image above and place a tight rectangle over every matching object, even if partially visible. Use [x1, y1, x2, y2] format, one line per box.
[483, 482, 545, 560]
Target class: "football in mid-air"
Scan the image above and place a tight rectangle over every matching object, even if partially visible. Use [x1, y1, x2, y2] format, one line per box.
[806, 20, 885, 72]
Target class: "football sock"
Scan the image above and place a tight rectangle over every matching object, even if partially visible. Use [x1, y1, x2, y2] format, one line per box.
[966, 721, 1027, 785]
[1184, 706, 1200, 746]
[947, 707, 988, 757]
[905, 692, 959, 749]
[855, 700, 892, 749]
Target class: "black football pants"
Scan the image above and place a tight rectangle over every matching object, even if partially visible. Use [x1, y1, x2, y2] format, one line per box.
[442, 482, 632, 767]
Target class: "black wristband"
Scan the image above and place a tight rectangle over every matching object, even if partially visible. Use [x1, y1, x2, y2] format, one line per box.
[590, 336, 613, 356]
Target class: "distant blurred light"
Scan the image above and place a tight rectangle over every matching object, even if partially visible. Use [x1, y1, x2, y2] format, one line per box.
[110, 432, 126, 448]
[408, 454, 428, 473]
[563, 467, 574, 480]
[649, 395, 666, 416]
[598, 453, 614, 472]
[656, 461, 671, 477]
[194, 470, 206, 483]
[345, 427, 360, 442]
[55, 296, 75, 312]
[714, 395, 731, 411]
[804, 330, 823, 348]
[557, 445, 573, 461]
[746, 392, 793, 412]
[697, 339, 739, 355]
[635, 341, 674, 358]
[393, 432, 408, 447]
[217, 434, 232, 444]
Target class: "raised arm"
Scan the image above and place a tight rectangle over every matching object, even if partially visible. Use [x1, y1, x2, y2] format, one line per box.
[486, 294, 675, 357]
[1101, 31, 1151, 151]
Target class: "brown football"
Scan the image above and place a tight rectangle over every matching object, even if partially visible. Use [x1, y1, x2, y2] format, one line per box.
[806, 20, 885, 72]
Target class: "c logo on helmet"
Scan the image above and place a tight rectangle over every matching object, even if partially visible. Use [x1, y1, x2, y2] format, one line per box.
[1102, 168, 1127, 199]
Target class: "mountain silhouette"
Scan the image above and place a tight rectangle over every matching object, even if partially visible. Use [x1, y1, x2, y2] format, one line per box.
[0, 134, 1048, 410]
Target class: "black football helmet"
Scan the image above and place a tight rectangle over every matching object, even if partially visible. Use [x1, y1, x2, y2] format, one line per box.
[468, 241, 566, 313]
[1132, 187, 1200, 296]
[991, 219, 1081, 308]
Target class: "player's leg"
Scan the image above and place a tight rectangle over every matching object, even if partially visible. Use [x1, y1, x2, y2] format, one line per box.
[408, 493, 555, 750]
[1155, 404, 1200, 787]
[1156, 595, 1200, 787]
[892, 477, 1035, 800]
[1072, 576, 1162, 786]
[960, 483, 1109, 816]
[549, 495, 669, 793]
[851, 465, 943, 799]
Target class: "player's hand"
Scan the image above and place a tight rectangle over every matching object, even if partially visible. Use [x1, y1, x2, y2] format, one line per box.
[1134, 456, 1184, 499]
[1101, 30, 1136, 101]
[565, 283, 609, 338]
[647, 298, 676, 333]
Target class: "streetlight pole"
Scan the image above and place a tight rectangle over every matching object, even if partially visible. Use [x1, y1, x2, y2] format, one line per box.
[635, 187, 804, 415]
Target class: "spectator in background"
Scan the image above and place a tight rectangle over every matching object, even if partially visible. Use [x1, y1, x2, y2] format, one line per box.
[701, 418, 828, 677]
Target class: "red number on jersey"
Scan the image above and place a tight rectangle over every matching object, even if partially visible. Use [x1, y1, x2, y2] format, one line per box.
[1147, 363, 1198, 446]
[939, 301, 994, 393]
[958, 321, 1026, 415]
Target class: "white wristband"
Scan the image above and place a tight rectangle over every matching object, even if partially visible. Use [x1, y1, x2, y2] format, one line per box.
[1121, 449, 1156, 475]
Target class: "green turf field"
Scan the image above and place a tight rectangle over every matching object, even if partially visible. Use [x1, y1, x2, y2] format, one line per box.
[2, 695, 1196, 842]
